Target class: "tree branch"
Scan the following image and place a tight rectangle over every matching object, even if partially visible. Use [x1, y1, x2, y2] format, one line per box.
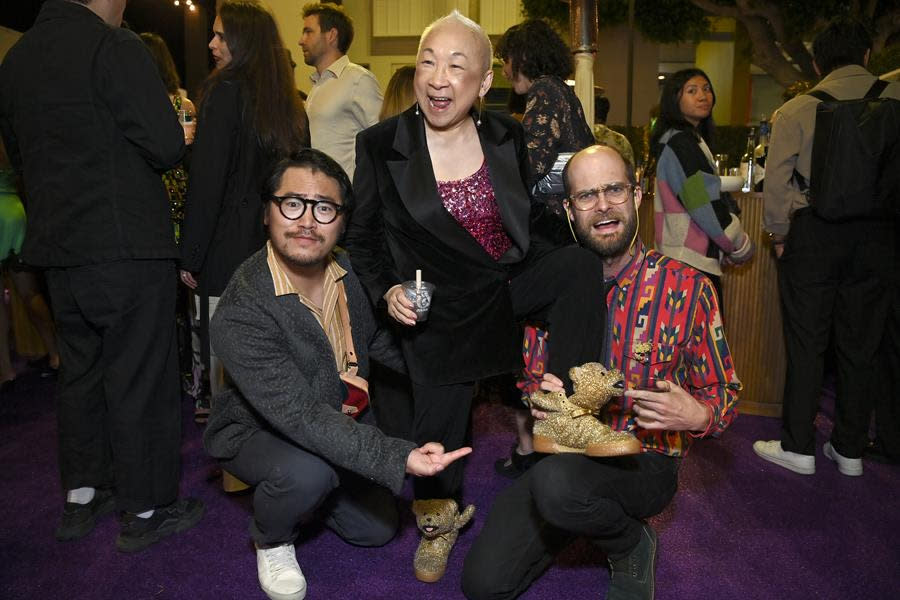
[688, 0, 739, 19]
[872, 6, 900, 54]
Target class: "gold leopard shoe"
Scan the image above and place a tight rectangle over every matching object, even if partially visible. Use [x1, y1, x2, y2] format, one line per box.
[411, 499, 475, 583]
[530, 363, 641, 457]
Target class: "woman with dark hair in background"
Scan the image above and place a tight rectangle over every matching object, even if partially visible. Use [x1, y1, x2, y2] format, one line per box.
[650, 68, 754, 302]
[140, 31, 205, 417]
[179, 0, 310, 460]
[496, 18, 594, 215]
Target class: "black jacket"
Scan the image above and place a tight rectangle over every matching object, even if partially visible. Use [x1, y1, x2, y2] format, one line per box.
[0, 1, 184, 267]
[346, 107, 559, 385]
[180, 80, 274, 297]
[203, 248, 414, 494]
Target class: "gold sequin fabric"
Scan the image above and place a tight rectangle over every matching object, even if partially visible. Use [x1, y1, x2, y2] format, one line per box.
[530, 363, 641, 455]
[412, 499, 475, 582]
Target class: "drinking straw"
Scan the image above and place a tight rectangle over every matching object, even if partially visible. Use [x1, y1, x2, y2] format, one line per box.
[416, 269, 422, 292]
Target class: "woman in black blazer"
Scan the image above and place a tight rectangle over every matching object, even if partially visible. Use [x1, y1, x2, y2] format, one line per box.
[345, 10, 605, 561]
[179, 0, 309, 400]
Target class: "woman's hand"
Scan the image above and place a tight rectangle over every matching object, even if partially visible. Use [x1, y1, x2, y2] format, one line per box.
[384, 284, 417, 326]
[180, 270, 198, 289]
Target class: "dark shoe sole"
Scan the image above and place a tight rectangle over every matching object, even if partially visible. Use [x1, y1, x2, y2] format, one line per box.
[55, 493, 117, 541]
[116, 500, 205, 553]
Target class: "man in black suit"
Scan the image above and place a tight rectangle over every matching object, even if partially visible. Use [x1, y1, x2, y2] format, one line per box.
[0, 0, 203, 551]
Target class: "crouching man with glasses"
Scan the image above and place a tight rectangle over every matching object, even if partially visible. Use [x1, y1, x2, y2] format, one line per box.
[203, 149, 470, 600]
[462, 145, 741, 600]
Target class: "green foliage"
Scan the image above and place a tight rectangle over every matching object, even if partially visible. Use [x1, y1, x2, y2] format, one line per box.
[522, 0, 708, 43]
[521, 0, 568, 27]
[869, 44, 900, 76]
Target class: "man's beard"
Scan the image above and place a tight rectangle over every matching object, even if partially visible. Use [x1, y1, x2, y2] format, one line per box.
[273, 229, 329, 269]
[574, 211, 637, 259]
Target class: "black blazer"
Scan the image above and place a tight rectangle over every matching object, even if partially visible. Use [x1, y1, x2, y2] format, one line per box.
[346, 107, 555, 385]
[180, 80, 271, 297]
[204, 248, 414, 494]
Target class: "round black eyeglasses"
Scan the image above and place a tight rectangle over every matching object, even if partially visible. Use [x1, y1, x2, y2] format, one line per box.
[270, 195, 345, 224]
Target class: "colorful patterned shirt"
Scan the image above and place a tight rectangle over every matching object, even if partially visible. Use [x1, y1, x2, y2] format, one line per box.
[521, 243, 740, 457]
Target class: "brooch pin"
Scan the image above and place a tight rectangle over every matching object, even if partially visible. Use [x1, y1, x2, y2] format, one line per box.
[630, 341, 652, 364]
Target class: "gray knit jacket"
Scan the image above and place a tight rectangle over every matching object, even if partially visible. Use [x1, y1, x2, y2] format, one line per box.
[202, 247, 415, 494]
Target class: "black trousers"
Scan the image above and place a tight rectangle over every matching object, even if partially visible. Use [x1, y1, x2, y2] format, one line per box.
[45, 259, 181, 513]
[461, 452, 678, 600]
[410, 246, 606, 500]
[222, 430, 399, 547]
[872, 226, 900, 460]
[778, 209, 893, 457]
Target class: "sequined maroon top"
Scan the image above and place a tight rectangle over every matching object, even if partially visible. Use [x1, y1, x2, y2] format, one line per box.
[437, 161, 513, 260]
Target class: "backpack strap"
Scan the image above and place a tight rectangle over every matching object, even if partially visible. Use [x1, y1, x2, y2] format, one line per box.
[807, 78, 887, 104]
[865, 78, 888, 99]
[807, 89, 836, 103]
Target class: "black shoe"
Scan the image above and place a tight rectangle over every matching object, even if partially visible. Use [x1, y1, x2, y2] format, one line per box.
[493, 444, 544, 479]
[55, 488, 116, 541]
[116, 497, 205, 553]
[607, 523, 657, 600]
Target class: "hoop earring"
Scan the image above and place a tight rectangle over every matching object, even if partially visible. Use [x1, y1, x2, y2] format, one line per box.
[415, 102, 420, 116]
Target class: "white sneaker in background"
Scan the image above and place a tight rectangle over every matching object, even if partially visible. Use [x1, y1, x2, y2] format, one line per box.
[256, 543, 307, 600]
[752, 440, 816, 475]
[824, 441, 863, 477]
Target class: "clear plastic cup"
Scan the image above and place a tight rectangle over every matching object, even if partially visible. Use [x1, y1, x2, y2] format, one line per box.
[401, 280, 435, 322]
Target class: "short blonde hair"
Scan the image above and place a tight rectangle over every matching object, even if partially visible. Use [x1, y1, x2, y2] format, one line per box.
[417, 9, 493, 73]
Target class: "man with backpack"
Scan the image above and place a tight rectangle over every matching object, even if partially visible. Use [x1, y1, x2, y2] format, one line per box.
[754, 18, 900, 477]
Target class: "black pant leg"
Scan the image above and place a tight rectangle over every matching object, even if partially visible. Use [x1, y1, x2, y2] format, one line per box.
[509, 246, 606, 389]
[777, 212, 840, 455]
[875, 277, 900, 459]
[530, 453, 678, 557]
[369, 360, 414, 441]
[322, 470, 399, 548]
[830, 220, 893, 457]
[462, 452, 678, 600]
[46, 260, 181, 511]
[223, 430, 340, 546]
[409, 381, 474, 500]
[461, 468, 570, 600]
[45, 268, 112, 493]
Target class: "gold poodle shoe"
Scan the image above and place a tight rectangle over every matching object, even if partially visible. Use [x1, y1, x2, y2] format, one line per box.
[412, 498, 475, 583]
[530, 362, 641, 457]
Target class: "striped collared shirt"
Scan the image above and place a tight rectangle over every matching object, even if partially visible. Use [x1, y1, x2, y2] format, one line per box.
[266, 241, 348, 372]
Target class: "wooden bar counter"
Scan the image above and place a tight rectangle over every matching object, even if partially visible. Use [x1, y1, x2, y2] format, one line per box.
[637, 191, 785, 417]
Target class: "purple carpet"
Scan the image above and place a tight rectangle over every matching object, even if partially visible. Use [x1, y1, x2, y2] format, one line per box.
[1, 365, 898, 600]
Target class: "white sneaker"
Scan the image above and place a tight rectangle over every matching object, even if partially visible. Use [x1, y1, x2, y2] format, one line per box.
[256, 543, 307, 600]
[823, 442, 863, 476]
[752, 440, 815, 475]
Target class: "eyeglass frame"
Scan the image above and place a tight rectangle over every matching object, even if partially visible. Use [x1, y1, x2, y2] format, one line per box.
[565, 182, 637, 211]
[268, 195, 346, 224]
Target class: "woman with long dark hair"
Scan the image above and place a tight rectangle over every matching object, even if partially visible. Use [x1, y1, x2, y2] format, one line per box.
[649, 68, 753, 301]
[179, 0, 309, 421]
